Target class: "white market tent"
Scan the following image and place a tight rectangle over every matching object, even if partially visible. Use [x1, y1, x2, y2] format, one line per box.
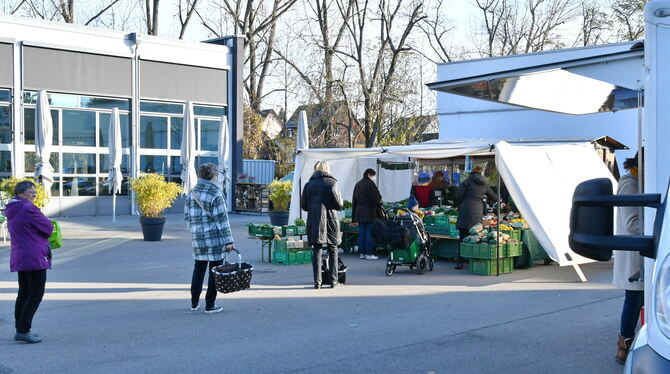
[288, 138, 617, 280]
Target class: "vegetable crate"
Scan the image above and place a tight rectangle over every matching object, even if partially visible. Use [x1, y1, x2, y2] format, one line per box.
[502, 229, 522, 241]
[461, 243, 506, 259]
[389, 240, 421, 263]
[505, 241, 522, 257]
[470, 257, 514, 275]
[295, 225, 307, 235]
[433, 216, 450, 227]
[273, 249, 305, 266]
[248, 224, 274, 237]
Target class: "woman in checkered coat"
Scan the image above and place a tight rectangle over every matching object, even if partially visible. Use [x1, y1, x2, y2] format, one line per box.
[184, 163, 234, 314]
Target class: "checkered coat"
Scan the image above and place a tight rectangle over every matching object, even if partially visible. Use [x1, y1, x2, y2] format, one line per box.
[184, 179, 234, 261]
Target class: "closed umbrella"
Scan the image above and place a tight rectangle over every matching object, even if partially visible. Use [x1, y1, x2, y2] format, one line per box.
[292, 110, 310, 218]
[35, 90, 54, 197]
[108, 107, 123, 222]
[180, 101, 197, 194]
[218, 116, 230, 197]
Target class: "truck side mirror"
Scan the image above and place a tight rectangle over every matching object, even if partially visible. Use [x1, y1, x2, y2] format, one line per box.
[569, 178, 663, 261]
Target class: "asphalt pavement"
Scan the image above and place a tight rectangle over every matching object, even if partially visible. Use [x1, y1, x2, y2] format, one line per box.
[0, 213, 625, 374]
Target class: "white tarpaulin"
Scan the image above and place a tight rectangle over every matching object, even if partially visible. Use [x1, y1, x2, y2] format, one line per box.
[288, 142, 492, 223]
[180, 101, 197, 194]
[495, 141, 616, 266]
[35, 90, 54, 197]
[288, 139, 616, 269]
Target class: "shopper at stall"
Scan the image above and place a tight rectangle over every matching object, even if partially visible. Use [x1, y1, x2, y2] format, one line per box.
[301, 161, 344, 288]
[429, 171, 449, 206]
[185, 163, 234, 314]
[352, 168, 384, 260]
[7, 180, 54, 344]
[613, 154, 644, 365]
[454, 166, 498, 270]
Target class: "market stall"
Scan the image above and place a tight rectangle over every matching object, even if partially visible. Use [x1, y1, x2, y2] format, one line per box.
[288, 138, 621, 280]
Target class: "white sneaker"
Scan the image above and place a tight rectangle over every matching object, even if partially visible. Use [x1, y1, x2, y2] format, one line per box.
[190, 305, 199, 311]
[366, 255, 379, 260]
[205, 305, 223, 314]
[360, 254, 366, 259]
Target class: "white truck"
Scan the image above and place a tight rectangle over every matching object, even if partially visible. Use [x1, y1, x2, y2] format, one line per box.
[571, 1, 670, 370]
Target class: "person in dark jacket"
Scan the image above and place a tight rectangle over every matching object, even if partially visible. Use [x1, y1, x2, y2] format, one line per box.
[352, 168, 383, 260]
[7, 181, 54, 344]
[454, 166, 498, 269]
[429, 171, 448, 206]
[301, 161, 344, 289]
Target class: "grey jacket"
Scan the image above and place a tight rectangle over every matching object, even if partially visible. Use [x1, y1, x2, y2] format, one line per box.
[613, 173, 644, 291]
[301, 171, 344, 246]
[455, 173, 498, 230]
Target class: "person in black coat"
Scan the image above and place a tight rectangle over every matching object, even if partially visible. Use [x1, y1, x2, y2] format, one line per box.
[352, 168, 384, 260]
[454, 166, 498, 269]
[301, 160, 344, 289]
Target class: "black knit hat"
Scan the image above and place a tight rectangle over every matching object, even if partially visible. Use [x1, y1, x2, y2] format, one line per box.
[623, 152, 638, 170]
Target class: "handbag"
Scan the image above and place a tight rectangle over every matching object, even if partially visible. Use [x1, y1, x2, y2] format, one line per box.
[49, 220, 62, 249]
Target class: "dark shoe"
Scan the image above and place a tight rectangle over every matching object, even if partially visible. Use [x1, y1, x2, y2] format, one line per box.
[15, 333, 42, 344]
[205, 305, 223, 314]
[314, 283, 322, 289]
[616, 334, 633, 365]
[454, 263, 464, 270]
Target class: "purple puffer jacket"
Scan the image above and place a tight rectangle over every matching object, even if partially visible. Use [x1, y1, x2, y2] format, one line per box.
[6, 197, 53, 272]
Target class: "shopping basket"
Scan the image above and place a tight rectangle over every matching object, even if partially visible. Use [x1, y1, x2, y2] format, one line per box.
[212, 248, 254, 294]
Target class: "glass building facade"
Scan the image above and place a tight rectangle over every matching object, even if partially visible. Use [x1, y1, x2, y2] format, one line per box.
[0, 20, 241, 216]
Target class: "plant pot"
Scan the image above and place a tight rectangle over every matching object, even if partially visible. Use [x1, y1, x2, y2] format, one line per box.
[139, 216, 166, 241]
[269, 211, 289, 226]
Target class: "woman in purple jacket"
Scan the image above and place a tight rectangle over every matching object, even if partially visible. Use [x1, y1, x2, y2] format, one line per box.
[6, 181, 53, 344]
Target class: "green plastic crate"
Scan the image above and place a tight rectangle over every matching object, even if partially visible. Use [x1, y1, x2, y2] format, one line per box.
[273, 249, 301, 265]
[302, 250, 313, 264]
[459, 242, 477, 257]
[433, 216, 450, 227]
[249, 224, 274, 237]
[390, 240, 420, 262]
[506, 241, 522, 257]
[462, 243, 505, 259]
[273, 239, 288, 252]
[470, 257, 514, 275]
[295, 225, 307, 235]
[344, 209, 352, 219]
[423, 215, 436, 225]
[502, 229, 521, 241]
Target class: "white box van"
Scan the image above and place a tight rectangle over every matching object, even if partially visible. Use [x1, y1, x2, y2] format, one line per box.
[570, 1, 670, 371]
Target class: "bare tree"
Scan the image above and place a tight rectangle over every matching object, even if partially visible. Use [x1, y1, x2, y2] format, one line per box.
[417, 0, 456, 63]
[145, 0, 159, 35]
[473, 0, 577, 57]
[198, 0, 299, 111]
[177, 0, 199, 39]
[337, 0, 426, 147]
[612, 0, 646, 41]
[7, 0, 124, 24]
[572, 0, 610, 47]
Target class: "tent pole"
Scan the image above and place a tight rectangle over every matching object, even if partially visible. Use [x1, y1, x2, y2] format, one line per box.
[572, 263, 587, 283]
[298, 176, 302, 219]
[496, 162, 501, 276]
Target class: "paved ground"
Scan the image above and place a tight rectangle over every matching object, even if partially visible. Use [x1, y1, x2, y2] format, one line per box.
[0, 213, 625, 374]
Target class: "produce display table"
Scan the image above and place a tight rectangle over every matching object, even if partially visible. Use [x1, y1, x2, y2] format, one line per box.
[427, 234, 460, 259]
[249, 236, 275, 263]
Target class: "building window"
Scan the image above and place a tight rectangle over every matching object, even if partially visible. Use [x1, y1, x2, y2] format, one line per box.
[0, 151, 11, 173]
[99, 112, 131, 148]
[200, 119, 219, 151]
[140, 155, 168, 174]
[62, 110, 96, 146]
[23, 91, 132, 196]
[23, 108, 59, 145]
[0, 106, 11, 144]
[140, 116, 168, 149]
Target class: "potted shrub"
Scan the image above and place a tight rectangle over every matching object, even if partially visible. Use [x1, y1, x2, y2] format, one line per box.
[0, 177, 50, 209]
[267, 180, 292, 226]
[129, 173, 181, 241]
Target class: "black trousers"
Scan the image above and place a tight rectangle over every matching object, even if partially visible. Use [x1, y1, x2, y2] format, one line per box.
[312, 244, 338, 285]
[190, 260, 223, 309]
[457, 229, 470, 263]
[15, 270, 47, 334]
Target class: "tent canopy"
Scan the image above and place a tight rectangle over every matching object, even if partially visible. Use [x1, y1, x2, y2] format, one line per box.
[288, 138, 617, 267]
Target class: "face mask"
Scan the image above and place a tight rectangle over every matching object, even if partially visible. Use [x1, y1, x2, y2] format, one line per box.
[369, 176, 376, 182]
